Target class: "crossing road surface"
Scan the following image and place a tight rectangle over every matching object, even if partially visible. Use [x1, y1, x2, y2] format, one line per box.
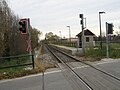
[0, 59, 120, 90]
[0, 70, 73, 90]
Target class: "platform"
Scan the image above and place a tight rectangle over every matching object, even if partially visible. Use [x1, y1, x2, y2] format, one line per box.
[51, 44, 83, 55]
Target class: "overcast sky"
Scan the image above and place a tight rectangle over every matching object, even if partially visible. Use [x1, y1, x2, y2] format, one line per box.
[9, 0, 120, 39]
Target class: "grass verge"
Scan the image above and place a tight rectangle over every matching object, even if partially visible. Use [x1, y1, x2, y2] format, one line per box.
[0, 68, 39, 80]
[0, 46, 56, 80]
[85, 47, 120, 59]
[34, 45, 56, 72]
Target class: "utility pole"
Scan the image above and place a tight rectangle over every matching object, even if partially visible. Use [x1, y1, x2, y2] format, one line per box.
[59, 31, 62, 44]
[59, 31, 62, 39]
[99, 11, 105, 49]
[106, 22, 109, 58]
[66, 26, 71, 43]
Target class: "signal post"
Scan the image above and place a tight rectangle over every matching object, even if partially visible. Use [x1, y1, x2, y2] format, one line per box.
[106, 22, 114, 58]
[79, 14, 85, 54]
[18, 18, 32, 62]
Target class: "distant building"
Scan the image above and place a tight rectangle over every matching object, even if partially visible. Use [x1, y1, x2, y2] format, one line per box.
[76, 29, 96, 47]
[67, 38, 78, 42]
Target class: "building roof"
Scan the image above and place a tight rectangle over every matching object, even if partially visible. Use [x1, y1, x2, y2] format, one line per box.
[76, 29, 95, 37]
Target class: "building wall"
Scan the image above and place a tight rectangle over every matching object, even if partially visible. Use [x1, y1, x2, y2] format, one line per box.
[77, 35, 95, 47]
[84, 35, 95, 47]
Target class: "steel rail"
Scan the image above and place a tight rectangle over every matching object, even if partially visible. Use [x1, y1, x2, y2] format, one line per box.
[50, 45, 120, 82]
[46, 45, 94, 90]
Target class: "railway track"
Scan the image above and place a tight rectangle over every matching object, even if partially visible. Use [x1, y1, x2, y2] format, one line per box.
[46, 44, 120, 90]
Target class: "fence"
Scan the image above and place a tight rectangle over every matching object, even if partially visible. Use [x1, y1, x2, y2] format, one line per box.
[95, 41, 120, 48]
[50, 40, 120, 50]
[51, 40, 77, 47]
[0, 54, 34, 69]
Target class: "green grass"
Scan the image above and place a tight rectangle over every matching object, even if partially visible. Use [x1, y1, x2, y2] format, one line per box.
[0, 58, 33, 80]
[85, 47, 106, 58]
[109, 43, 120, 48]
[85, 46, 120, 58]
[0, 66, 30, 73]
[95, 42, 120, 48]
[0, 57, 30, 67]
[0, 56, 31, 74]
[53, 41, 120, 58]
[109, 48, 120, 58]
[0, 68, 38, 80]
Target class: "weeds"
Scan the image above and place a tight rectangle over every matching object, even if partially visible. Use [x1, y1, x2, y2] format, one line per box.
[85, 46, 120, 58]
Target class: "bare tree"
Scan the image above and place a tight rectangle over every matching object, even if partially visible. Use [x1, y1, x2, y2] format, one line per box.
[0, 0, 42, 56]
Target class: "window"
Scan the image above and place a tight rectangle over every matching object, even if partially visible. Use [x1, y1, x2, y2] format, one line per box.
[86, 37, 89, 42]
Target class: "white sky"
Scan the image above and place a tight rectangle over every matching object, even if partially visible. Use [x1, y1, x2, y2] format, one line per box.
[8, 0, 120, 39]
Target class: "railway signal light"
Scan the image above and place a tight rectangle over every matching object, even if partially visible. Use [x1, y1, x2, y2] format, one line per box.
[19, 19, 28, 35]
[79, 14, 83, 18]
[79, 14, 83, 25]
[108, 23, 114, 34]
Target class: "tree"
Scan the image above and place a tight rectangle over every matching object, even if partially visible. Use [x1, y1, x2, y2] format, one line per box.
[45, 32, 54, 39]
[30, 28, 42, 49]
[45, 32, 59, 40]
[115, 29, 120, 36]
[0, 0, 42, 56]
[0, 0, 11, 56]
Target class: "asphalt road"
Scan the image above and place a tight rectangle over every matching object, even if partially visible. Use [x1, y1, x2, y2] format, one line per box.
[75, 66, 120, 90]
[70, 59, 120, 90]
[0, 70, 74, 90]
[95, 59, 120, 78]
[0, 59, 120, 90]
